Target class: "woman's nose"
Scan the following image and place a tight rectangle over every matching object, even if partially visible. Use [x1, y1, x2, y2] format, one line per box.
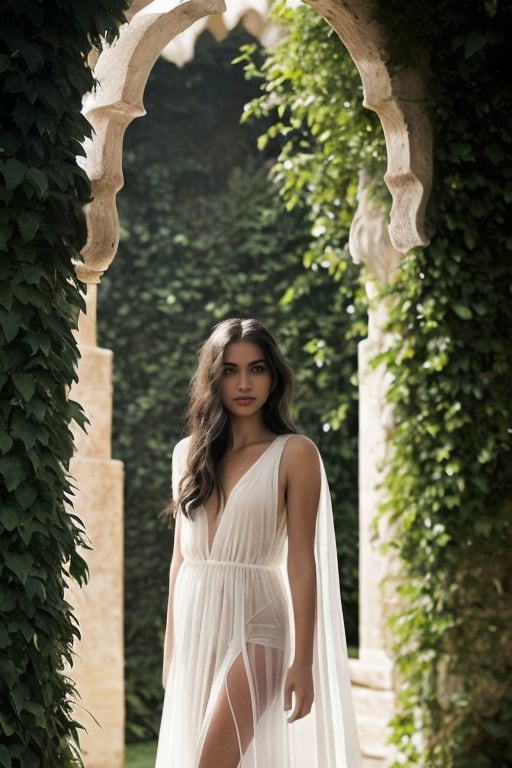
[238, 372, 251, 390]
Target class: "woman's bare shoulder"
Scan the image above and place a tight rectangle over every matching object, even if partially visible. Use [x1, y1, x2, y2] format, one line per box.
[282, 434, 320, 467]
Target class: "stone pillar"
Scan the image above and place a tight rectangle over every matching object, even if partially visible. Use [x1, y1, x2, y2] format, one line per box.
[348, 179, 402, 767]
[68, 285, 125, 768]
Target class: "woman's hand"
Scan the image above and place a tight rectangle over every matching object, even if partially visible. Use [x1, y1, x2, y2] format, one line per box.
[283, 662, 314, 723]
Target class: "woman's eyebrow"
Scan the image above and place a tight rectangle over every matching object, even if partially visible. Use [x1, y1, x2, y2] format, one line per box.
[222, 358, 266, 366]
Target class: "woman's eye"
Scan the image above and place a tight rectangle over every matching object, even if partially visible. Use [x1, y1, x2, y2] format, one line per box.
[252, 365, 266, 374]
[223, 367, 236, 376]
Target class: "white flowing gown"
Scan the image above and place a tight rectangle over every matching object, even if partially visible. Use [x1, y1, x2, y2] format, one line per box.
[155, 434, 361, 768]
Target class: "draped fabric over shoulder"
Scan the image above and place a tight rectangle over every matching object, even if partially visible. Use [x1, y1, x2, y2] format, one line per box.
[155, 434, 361, 768]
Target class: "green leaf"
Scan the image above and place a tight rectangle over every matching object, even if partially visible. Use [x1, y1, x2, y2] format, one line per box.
[12, 371, 36, 401]
[69, 550, 89, 586]
[23, 700, 47, 729]
[22, 330, 52, 356]
[0, 221, 14, 251]
[0, 623, 11, 651]
[452, 303, 473, 320]
[26, 576, 46, 604]
[0, 309, 21, 342]
[0, 431, 14, 454]
[0, 505, 19, 531]
[0, 589, 16, 612]
[4, 551, 33, 584]
[0, 744, 12, 768]
[24, 398, 48, 421]
[12, 101, 36, 134]
[19, 41, 44, 74]
[0, 455, 25, 491]
[0, 655, 17, 692]
[17, 211, 41, 242]
[25, 167, 49, 196]
[464, 30, 489, 58]
[0, 158, 25, 190]
[0, 52, 13, 73]
[15, 483, 38, 511]
[12, 283, 47, 308]
[0, 281, 13, 309]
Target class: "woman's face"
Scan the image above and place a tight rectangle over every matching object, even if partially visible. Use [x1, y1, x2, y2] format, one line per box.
[219, 341, 273, 418]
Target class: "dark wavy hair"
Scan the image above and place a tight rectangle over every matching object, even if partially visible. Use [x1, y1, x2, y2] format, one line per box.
[176, 318, 297, 519]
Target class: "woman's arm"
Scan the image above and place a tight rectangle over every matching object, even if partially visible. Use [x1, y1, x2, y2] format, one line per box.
[162, 513, 184, 689]
[283, 436, 321, 723]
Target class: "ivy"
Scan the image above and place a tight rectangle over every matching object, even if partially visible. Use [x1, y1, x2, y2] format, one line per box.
[377, 4, 512, 764]
[238, 0, 384, 253]
[0, 2, 128, 766]
[240, 0, 512, 765]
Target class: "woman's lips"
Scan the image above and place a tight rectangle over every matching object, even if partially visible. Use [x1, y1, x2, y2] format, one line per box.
[234, 397, 255, 405]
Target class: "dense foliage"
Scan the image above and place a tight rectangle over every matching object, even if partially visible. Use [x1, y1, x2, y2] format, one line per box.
[97, 29, 363, 740]
[379, 3, 512, 765]
[242, 1, 512, 766]
[0, 2, 127, 766]
[239, 4, 385, 253]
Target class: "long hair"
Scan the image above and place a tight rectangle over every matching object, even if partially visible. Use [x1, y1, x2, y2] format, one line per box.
[177, 318, 297, 519]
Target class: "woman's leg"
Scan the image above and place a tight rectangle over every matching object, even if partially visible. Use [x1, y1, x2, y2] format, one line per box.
[197, 643, 283, 768]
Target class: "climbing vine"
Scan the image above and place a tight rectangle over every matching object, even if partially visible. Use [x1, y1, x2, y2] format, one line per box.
[377, 2, 512, 765]
[0, 2, 127, 766]
[241, 0, 512, 765]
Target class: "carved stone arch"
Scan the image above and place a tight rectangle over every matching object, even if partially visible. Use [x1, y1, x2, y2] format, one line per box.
[78, 0, 431, 284]
[72, 2, 432, 766]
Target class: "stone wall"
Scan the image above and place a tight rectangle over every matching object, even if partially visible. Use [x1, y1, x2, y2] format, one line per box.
[68, 286, 125, 768]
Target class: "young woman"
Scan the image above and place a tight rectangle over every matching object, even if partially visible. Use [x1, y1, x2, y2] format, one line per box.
[155, 318, 361, 768]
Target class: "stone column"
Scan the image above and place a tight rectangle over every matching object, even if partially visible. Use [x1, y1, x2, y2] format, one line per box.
[68, 285, 125, 768]
[348, 178, 402, 767]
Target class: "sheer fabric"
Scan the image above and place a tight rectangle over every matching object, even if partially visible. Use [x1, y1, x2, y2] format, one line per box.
[155, 434, 361, 768]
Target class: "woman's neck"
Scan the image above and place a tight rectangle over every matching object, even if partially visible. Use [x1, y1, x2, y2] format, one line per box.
[227, 415, 275, 452]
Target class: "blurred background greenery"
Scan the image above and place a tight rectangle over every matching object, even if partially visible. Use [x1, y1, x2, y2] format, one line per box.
[125, 741, 156, 768]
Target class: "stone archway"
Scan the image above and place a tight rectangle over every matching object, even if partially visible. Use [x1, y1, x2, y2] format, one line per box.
[69, 2, 432, 766]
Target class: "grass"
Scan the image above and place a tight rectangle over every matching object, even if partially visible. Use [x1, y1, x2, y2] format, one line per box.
[125, 741, 157, 768]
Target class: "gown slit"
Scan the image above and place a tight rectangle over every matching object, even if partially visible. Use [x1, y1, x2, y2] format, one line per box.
[196, 651, 251, 768]
[197, 642, 286, 768]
